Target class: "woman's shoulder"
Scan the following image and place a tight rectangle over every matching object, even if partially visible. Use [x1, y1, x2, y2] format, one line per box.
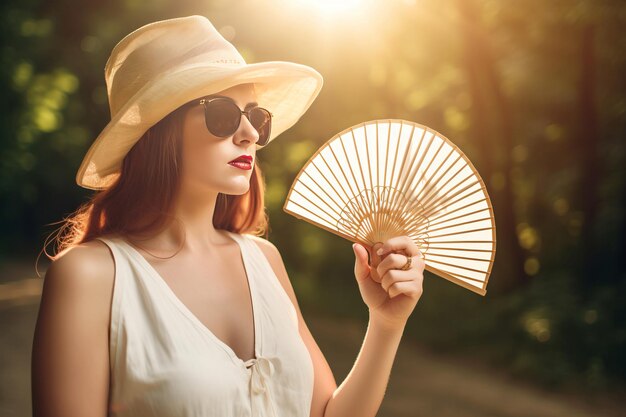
[54, 234, 116, 266]
[241, 234, 289, 282]
[243, 233, 279, 255]
[44, 236, 116, 299]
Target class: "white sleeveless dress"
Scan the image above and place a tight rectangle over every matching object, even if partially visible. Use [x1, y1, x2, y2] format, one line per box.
[95, 231, 314, 417]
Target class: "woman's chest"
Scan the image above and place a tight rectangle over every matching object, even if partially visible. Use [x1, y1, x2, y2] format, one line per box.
[150, 251, 256, 362]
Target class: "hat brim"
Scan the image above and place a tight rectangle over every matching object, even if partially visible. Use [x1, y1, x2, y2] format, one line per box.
[76, 61, 323, 190]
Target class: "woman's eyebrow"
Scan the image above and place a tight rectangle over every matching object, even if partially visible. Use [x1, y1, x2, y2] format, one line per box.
[205, 94, 258, 108]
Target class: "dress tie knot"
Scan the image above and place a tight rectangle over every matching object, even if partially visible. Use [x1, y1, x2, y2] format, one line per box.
[246, 356, 275, 395]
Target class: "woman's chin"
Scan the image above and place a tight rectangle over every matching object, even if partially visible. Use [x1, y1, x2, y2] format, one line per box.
[223, 180, 251, 195]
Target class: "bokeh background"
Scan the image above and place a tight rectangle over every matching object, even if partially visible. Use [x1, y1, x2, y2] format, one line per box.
[1, 0, 625, 416]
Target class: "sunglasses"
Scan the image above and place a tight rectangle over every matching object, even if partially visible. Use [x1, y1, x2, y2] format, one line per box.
[191, 97, 273, 147]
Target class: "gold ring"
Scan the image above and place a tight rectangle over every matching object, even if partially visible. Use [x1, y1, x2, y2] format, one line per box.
[400, 255, 412, 271]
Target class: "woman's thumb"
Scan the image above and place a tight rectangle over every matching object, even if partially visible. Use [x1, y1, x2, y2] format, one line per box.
[353, 243, 369, 282]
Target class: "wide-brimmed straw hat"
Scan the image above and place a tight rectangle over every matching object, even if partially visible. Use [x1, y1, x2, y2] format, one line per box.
[76, 15, 323, 190]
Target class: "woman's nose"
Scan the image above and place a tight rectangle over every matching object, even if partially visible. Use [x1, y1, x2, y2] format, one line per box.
[235, 114, 259, 145]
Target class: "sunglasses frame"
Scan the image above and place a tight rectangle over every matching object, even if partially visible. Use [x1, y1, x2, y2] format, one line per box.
[194, 97, 273, 147]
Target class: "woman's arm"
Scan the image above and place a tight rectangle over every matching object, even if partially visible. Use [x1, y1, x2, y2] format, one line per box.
[31, 241, 114, 417]
[322, 317, 405, 417]
[322, 238, 424, 417]
[252, 236, 424, 417]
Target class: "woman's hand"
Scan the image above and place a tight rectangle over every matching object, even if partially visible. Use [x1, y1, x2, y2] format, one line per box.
[352, 236, 425, 329]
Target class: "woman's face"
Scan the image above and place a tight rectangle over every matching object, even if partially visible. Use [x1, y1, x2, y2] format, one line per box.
[180, 83, 260, 196]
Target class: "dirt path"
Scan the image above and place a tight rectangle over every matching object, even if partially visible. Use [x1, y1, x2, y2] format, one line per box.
[307, 313, 625, 417]
[1, 266, 623, 417]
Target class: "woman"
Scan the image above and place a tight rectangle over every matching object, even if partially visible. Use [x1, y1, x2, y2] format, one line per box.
[31, 15, 425, 417]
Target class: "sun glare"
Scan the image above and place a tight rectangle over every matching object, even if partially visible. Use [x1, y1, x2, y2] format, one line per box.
[296, 0, 365, 14]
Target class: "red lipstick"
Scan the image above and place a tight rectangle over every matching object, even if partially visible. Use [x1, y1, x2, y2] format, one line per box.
[228, 154, 253, 170]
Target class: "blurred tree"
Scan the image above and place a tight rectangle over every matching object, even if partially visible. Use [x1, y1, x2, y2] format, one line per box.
[455, 0, 527, 293]
[577, 24, 600, 293]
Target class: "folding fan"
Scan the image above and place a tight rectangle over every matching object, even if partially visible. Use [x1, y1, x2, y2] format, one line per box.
[282, 119, 496, 296]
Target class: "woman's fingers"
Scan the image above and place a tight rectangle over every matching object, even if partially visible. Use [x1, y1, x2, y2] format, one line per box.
[376, 236, 422, 258]
[376, 252, 407, 278]
[364, 237, 425, 284]
[387, 279, 424, 299]
[379, 267, 424, 296]
[377, 252, 425, 280]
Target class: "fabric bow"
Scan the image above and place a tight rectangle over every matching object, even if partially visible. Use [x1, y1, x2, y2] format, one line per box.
[246, 356, 278, 417]
[248, 356, 275, 395]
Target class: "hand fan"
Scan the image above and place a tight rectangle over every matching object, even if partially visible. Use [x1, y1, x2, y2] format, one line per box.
[282, 119, 496, 296]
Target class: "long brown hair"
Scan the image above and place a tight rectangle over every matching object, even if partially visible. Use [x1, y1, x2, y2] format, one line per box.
[40, 102, 269, 266]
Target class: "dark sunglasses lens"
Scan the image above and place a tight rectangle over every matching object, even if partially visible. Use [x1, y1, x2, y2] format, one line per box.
[204, 100, 241, 137]
[249, 107, 272, 146]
